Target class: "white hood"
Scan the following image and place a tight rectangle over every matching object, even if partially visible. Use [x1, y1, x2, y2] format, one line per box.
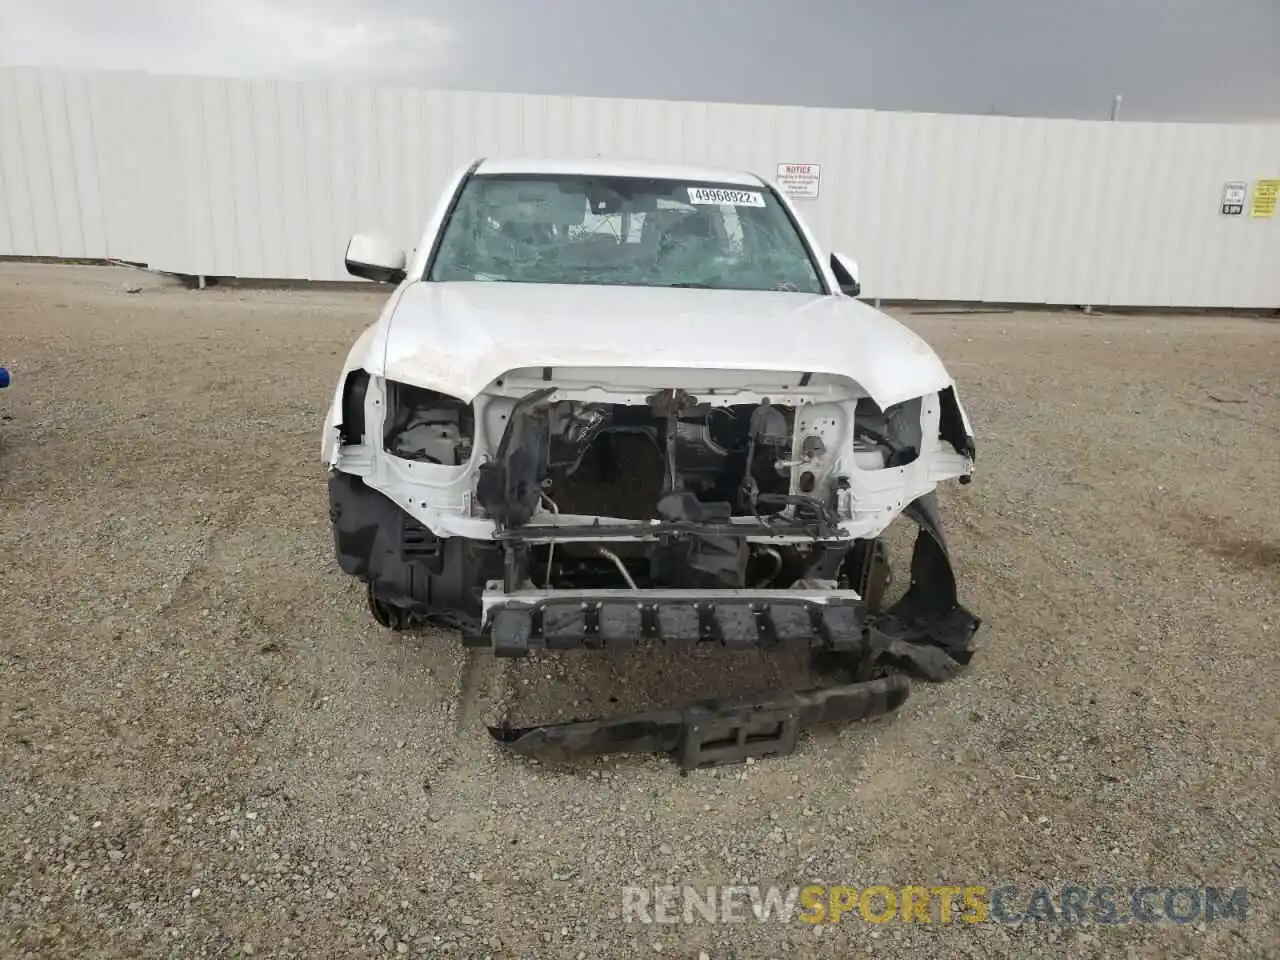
[381, 281, 954, 408]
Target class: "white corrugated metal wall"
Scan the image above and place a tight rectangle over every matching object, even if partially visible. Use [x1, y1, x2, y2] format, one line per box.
[1, 66, 1278, 307]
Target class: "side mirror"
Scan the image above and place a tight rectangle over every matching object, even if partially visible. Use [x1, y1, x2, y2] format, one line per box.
[830, 252, 861, 298]
[345, 233, 407, 284]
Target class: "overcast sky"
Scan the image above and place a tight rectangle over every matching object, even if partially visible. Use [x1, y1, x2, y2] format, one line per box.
[1, 0, 1277, 121]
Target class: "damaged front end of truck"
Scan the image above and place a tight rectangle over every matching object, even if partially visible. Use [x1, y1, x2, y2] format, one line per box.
[327, 359, 980, 770]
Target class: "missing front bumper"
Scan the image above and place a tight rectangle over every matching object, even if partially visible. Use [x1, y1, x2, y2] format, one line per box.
[481, 491, 981, 770]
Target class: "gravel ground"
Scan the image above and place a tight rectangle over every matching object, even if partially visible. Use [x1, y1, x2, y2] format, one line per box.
[1, 262, 1277, 960]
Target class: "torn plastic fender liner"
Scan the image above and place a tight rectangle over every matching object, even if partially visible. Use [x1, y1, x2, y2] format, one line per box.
[871, 490, 981, 679]
[490, 675, 912, 770]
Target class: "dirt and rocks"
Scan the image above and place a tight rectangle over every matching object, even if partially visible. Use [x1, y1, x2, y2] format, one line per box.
[0, 262, 1277, 959]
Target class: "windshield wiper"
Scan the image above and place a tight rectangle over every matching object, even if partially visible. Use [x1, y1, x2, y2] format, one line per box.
[668, 282, 714, 289]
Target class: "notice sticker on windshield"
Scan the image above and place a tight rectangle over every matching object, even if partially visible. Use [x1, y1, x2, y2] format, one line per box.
[687, 186, 766, 207]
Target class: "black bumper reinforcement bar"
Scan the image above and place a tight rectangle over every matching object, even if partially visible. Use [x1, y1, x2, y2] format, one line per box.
[465, 589, 870, 656]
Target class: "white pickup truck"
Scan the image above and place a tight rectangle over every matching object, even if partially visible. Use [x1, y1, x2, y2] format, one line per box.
[322, 156, 980, 769]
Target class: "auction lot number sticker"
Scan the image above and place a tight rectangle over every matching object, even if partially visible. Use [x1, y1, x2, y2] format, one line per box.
[688, 187, 766, 207]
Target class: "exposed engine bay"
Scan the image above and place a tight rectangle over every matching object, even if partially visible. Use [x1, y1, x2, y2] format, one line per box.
[491, 390, 910, 591]
[377, 379, 951, 595]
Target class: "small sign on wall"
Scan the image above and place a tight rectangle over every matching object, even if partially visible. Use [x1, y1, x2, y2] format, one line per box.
[1250, 179, 1278, 218]
[1220, 181, 1247, 216]
[776, 163, 821, 200]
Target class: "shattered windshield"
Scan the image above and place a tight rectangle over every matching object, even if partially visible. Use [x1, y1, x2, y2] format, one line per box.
[428, 173, 826, 294]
